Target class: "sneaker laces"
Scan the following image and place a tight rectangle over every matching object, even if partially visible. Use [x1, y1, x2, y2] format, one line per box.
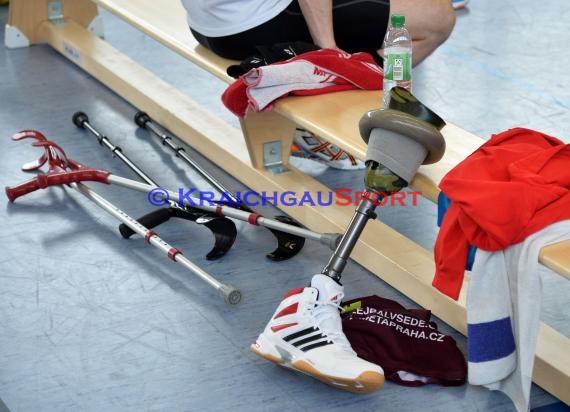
[311, 294, 356, 355]
[292, 129, 364, 169]
[312, 141, 357, 164]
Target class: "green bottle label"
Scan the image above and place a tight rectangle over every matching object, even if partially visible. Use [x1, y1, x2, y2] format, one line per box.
[385, 52, 411, 81]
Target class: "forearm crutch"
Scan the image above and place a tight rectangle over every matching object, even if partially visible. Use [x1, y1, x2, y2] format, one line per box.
[72, 112, 237, 261]
[6, 138, 339, 261]
[133, 111, 343, 259]
[7, 130, 241, 305]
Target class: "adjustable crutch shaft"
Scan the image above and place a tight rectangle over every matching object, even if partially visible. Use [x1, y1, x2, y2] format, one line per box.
[74, 182, 241, 305]
[103, 174, 332, 240]
[74, 112, 156, 187]
[141, 117, 232, 201]
[134, 111, 341, 250]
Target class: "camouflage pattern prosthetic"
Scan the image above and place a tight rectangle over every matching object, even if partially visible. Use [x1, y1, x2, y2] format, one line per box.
[364, 161, 408, 196]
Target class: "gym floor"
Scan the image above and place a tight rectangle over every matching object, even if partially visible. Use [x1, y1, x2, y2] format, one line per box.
[1, 1, 569, 411]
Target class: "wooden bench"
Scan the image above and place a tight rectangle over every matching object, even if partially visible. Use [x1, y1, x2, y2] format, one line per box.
[6, 0, 569, 404]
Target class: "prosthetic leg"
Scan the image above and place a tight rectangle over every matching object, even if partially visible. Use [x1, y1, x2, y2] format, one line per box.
[323, 102, 446, 281]
[250, 88, 446, 394]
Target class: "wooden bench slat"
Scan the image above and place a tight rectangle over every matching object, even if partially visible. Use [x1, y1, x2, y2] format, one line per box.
[94, 0, 235, 83]
[540, 241, 570, 279]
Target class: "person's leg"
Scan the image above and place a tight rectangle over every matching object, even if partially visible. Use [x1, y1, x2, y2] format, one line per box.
[329, 0, 454, 67]
[330, 0, 391, 67]
[389, 0, 456, 66]
[327, 0, 454, 68]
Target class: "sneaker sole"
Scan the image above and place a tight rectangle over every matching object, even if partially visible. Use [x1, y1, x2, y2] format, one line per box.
[250, 342, 384, 394]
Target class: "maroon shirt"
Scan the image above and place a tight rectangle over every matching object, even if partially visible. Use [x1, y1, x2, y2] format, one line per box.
[342, 295, 467, 387]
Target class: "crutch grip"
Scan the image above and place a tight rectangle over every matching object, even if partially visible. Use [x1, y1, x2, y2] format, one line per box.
[5, 169, 111, 202]
[5, 179, 43, 203]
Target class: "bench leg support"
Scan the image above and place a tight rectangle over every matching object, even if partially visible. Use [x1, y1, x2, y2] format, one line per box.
[240, 111, 296, 173]
[6, 0, 99, 48]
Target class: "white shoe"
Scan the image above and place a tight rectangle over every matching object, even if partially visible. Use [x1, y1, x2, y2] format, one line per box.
[251, 274, 385, 393]
[452, 0, 469, 9]
[292, 129, 366, 170]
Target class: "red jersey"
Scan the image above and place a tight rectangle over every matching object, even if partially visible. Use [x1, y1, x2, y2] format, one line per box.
[433, 128, 570, 299]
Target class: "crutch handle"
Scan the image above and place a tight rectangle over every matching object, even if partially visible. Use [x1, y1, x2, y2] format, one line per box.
[5, 179, 43, 203]
[6, 169, 111, 202]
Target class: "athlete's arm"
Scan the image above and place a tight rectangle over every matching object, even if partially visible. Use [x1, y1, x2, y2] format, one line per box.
[296, 0, 337, 50]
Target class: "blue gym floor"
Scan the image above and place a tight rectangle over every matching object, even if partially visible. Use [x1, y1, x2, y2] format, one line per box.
[1, 1, 569, 411]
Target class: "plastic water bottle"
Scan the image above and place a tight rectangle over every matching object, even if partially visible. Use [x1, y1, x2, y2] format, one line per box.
[382, 14, 412, 107]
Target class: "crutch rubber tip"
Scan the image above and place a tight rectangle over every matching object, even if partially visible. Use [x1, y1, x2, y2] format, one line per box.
[5, 187, 16, 203]
[219, 285, 242, 305]
[72, 111, 89, 128]
[134, 111, 151, 128]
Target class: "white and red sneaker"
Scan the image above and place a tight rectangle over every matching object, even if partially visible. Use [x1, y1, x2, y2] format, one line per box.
[250, 274, 385, 393]
[292, 129, 366, 170]
[452, 0, 469, 9]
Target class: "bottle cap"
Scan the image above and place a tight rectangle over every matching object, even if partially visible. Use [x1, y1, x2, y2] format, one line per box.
[391, 14, 405, 27]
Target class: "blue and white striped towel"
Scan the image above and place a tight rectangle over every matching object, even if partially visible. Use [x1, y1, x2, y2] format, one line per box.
[467, 220, 570, 412]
